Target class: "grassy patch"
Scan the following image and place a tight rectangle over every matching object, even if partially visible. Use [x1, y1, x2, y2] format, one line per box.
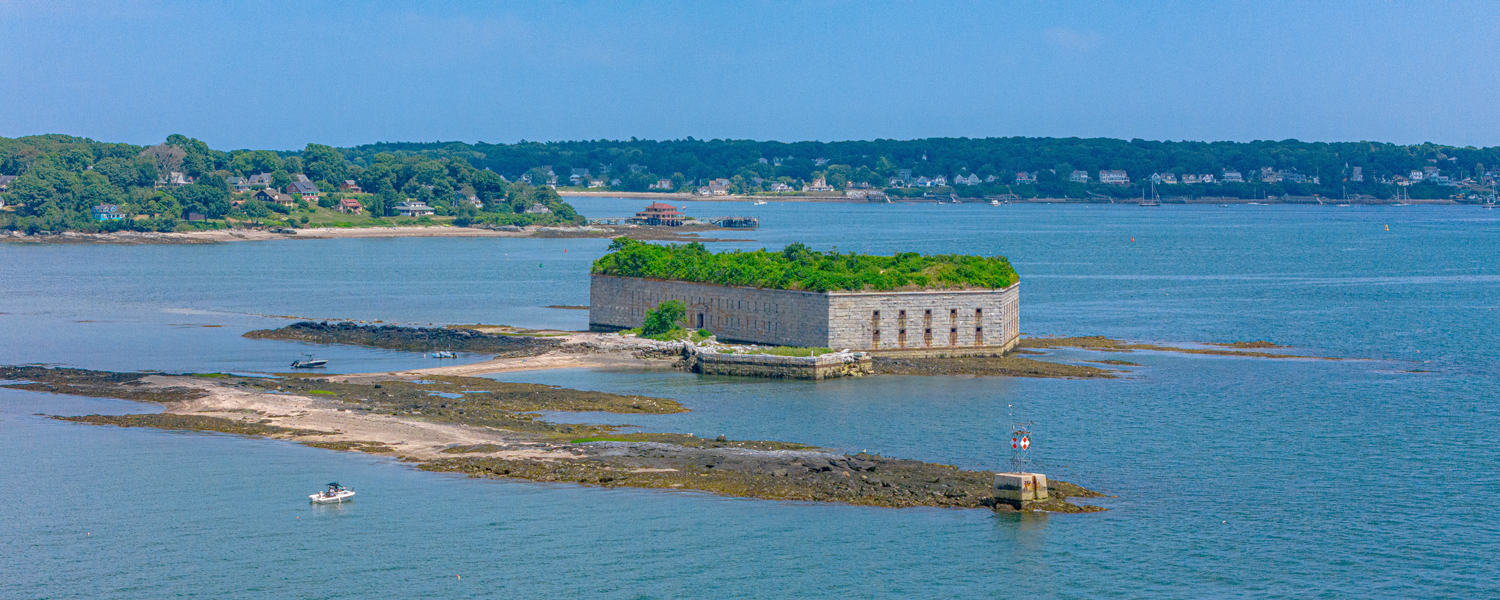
[308, 390, 337, 395]
[302, 440, 394, 453]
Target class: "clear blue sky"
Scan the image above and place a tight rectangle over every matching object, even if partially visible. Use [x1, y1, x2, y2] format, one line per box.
[2, 1, 1496, 150]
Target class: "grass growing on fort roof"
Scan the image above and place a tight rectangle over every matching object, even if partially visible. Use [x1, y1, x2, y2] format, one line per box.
[592, 239, 1018, 292]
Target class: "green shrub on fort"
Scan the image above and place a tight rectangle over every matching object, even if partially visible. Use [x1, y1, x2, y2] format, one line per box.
[641, 300, 687, 337]
[593, 239, 1018, 292]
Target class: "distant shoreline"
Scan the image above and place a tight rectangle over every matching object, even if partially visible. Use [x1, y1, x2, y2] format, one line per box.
[560, 191, 1465, 205]
[1, 223, 753, 245]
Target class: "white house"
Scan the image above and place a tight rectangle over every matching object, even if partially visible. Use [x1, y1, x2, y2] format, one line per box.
[1099, 170, 1130, 185]
[395, 200, 434, 217]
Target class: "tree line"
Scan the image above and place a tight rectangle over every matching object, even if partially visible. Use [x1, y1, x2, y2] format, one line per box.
[0, 134, 581, 233]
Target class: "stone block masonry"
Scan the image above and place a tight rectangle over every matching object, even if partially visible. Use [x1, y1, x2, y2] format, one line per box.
[695, 351, 873, 380]
[590, 275, 1019, 356]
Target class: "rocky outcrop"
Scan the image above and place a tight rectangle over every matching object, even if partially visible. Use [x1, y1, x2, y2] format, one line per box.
[244, 321, 561, 356]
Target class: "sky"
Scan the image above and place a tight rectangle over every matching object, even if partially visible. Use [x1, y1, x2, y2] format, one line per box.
[2, 1, 1497, 150]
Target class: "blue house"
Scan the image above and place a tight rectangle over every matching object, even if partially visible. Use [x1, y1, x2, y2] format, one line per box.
[92, 204, 124, 221]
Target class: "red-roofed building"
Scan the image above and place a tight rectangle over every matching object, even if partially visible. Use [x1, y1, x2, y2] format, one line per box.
[630, 202, 686, 226]
[337, 198, 363, 214]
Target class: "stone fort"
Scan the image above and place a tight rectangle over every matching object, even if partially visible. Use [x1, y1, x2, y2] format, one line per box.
[589, 274, 1019, 355]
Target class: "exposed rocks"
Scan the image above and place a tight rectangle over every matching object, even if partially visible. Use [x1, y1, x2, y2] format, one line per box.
[872, 355, 1117, 378]
[244, 321, 562, 355]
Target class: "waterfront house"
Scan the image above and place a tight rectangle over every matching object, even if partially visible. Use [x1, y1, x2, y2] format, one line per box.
[1350, 167, 1363, 182]
[914, 176, 932, 187]
[225, 175, 249, 192]
[806, 177, 834, 192]
[451, 191, 481, 207]
[394, 200, 434, 217]
[1014, 172, 1036, 185]
[1222, 170, 1243, 183]
[570, 168, 590, 185]
[1069, 170, 1090, 183]
[708, 178, 731, 195]
[91, 204, 124, 221]
[649, 179, 673, 190]
[629, 202, 686, 226]
[931, 175, 948, 187]
[1099, 170, 1130, 185]
[286, 181, 320, 201]
[340, 180, 363, 193]
[1180, 174, 1198, 185]
[0, 174, 16, 191]
[337, 198, 363, 214]
[1199, 174, 1215, 184]
[254, 188, 294, 207]
[247, 173, 274, 188]
[985, 174, 997, 183]
[898, 169, 913, 184]
[771, 182, 792, 192]
[524, 203, 552, 214]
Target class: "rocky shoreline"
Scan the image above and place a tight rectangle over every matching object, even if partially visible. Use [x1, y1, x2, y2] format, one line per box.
[5, 366, 1105, 512]
[1, 222, 753, 245]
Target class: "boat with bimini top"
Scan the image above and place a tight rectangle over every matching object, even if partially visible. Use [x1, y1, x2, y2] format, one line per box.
[309, 482, 355, 504]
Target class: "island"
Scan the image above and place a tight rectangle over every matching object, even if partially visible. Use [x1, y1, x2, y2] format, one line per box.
[4, 366, 1105, 512]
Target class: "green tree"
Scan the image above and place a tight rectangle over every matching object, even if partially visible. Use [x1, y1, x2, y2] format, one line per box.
[302, 143, 347, 185]
[641, 300, 686, 336]
[271, 170, 292, 191]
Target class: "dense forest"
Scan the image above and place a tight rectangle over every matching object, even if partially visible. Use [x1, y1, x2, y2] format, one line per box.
[593, 238, 1018, 292]
[3, 133, 1497, 232]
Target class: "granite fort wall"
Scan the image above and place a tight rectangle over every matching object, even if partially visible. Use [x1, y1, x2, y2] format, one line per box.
[590, 275, 1018, 354]
[589, 274, 830, 348]
[695, 352, 873, 380]
[826, 284, 1019, 354]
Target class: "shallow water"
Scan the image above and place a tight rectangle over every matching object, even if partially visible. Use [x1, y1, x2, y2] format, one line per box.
[3, 202, 1498, 597]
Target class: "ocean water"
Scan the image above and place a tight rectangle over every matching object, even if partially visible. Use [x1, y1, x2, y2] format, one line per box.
[2, 202, 1498, 598]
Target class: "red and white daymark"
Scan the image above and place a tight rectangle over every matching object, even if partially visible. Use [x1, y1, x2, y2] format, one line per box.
[1020, 436, 1031, 450]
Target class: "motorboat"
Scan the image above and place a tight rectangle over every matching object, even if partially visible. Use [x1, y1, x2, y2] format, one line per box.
[753, 199, 767, 205]
[310, 482, 355, 504]
[291, 356, 327, 368]
[430, 351, 457, 359]
[989, 199, 1000, 206]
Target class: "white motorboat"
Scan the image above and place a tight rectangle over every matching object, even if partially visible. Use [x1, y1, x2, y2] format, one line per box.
[753, 199, 767, 205]
[310, 482, 355, 504]
[430, 351, 456, 359]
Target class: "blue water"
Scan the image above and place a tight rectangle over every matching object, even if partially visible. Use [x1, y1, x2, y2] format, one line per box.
[3, 202, 1498, 597]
